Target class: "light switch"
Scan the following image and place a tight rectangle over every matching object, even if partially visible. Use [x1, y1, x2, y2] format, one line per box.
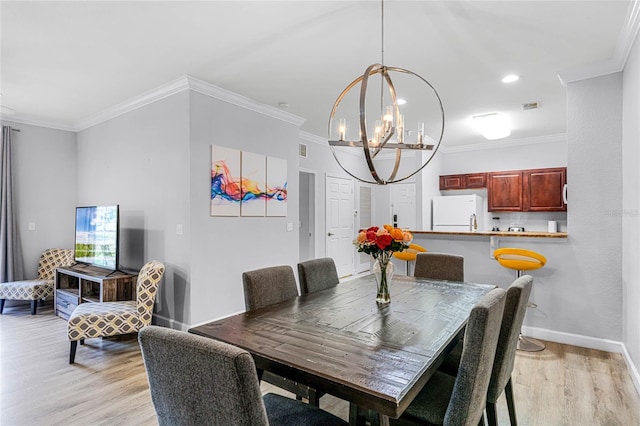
[286, 223, 293, 232]
[176, 224, 184, 235]
[28, 222, 36, 231]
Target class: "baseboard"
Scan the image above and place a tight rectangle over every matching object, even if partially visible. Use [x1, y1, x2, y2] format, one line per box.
[523, 325, 640, 396]
[152, 314, 189, 331]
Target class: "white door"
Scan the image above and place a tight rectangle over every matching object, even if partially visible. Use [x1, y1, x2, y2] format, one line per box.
[326, 175, 355, 278]
[390, 182, 417, 230]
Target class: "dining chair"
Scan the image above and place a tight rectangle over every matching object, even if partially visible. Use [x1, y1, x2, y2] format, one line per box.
[297, 257, 339, 295]
[413, 252, 464, 281]
[389, 287, 506, 426]
[138, 326, 347, 426]
[438, 275, 533, 426]
[242, 265, 324, 406]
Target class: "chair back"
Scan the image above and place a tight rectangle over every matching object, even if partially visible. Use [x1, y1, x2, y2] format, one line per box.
[298, 258, 339, 294]
[242, 265, 299, 311]
[445, 287, 506, 426]
[414, 252, 464, 281]
[136, 261, 165, 326]
[139, 326, 269, 426]
[487, 275, 533, 403]
[37, 248, 74, 281]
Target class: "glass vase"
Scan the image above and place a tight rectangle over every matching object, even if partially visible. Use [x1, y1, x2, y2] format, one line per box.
[373, 252, 394, 304]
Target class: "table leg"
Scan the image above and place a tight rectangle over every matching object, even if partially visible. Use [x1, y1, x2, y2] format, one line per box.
[349, 403, 391, 426]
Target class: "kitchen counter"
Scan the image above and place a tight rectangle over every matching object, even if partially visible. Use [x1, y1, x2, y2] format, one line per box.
[412, 230, 568, 238]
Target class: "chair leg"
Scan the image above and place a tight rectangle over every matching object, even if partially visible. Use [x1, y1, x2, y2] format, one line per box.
[0, 299, 4, 314]
[308, 387, 320, 407]
[505, 378, 518, 425]
[486, 402, 498, 426]
[30, 300, 37, 315]
[70, 341, 78, 364]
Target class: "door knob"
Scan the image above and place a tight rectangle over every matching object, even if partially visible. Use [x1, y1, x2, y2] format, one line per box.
[327, 232, 335, 236]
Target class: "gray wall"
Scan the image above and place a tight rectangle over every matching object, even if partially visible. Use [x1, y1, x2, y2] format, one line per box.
[188, 91, 301, 325]
[76, 92, 191, 327]
[622, 29, 640, 371]
[2, 121, 76, 277]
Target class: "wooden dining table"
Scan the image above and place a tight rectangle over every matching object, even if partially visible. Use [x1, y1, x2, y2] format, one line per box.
[189, 274, 494, 425]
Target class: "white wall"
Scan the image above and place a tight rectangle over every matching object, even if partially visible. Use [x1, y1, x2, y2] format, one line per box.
[622, 29, 640, 372]
[2, 121, 76, 278]
[76, 92, 191, 327]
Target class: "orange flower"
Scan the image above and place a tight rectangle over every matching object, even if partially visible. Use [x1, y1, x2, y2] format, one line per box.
[390, 228, 404, 241]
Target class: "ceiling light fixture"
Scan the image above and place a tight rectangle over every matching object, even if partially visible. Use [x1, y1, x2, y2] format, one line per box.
[502, 74, 520, 83]
[472, 113, 511, 140]
[327, 0, 444, 185]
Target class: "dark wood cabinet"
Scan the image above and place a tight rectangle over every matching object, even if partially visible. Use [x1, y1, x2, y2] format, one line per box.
[439, 173, 486, 190]
[488, 171, 523, 211]
[524, 167, 567, 212]
[488, 167, 567, 212]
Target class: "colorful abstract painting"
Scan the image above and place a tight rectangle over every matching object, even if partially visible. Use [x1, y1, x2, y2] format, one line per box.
[211, 145, 241, 216]
[266, 156, 287, 217]
[240, 151, 266, 217]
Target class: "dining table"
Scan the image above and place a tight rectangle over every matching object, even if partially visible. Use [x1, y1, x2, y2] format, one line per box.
[189, 274, 495, 425]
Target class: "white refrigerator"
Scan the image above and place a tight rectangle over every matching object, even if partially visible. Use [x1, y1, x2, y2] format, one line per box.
[432, 195, 484, 232]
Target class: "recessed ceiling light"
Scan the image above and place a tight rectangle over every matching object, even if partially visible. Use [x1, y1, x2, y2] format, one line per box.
[397, 98, 407, 105]
[501, 74, 520, 83]
[278, 102, 289, 108]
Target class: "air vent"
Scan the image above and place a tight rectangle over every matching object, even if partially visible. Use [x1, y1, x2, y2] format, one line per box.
[299, 143, 307, 158]
[522, 102, 539, 110]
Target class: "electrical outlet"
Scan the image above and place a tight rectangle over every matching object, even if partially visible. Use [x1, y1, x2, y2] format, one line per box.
[28, 222, 36, 231]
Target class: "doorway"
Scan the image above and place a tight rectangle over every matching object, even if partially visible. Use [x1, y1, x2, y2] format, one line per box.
[299, 170, 315, 262]
[390, 182, 417, 230]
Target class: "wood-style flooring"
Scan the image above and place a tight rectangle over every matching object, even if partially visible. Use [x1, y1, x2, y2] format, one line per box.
[1, 302, 639, 425]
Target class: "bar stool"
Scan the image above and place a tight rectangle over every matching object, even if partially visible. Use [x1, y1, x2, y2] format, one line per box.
[494, 247, 547, 352]
[393, 243, 427, 275]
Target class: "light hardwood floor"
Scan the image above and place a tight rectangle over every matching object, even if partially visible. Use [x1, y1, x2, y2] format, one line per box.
[1, 302, 639, 425]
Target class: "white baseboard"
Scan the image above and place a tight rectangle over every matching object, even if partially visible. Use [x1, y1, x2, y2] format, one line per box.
[152, 314, 189, 331]
[523, 325, 640, 396]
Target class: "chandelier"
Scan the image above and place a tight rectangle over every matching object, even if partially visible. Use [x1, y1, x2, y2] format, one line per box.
[328, 1, 445, 185]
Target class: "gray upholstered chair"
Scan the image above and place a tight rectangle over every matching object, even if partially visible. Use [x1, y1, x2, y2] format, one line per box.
[439, 275, 533, 426]
[67, 260, 164, 364]
[390, 287, 506, 426]
[242, 265, 299, 311]
[139, 326, 347, 426]
[242, 265, 324, 406]
[413, 252, 464, 281]
[0, 248, 74, 315]
[297, 257, 339, 295]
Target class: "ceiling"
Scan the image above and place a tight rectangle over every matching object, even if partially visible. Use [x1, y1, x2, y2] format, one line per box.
[1, 1, 636, 148]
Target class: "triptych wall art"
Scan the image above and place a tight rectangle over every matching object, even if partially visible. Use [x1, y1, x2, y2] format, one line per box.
[210, 145, 287, 217]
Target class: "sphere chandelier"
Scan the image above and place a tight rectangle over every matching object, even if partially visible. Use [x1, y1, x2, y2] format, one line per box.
[328, 2, 445, 185]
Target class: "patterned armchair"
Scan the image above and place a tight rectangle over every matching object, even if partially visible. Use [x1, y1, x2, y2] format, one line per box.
[0, 248, 74, 315]
[67, 260, 165, 364]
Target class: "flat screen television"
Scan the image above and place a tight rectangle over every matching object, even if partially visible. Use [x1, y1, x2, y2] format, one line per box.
[74, 205, 120, 270]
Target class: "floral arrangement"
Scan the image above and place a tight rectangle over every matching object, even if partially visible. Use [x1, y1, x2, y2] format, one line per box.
[355, 225, 413, 258]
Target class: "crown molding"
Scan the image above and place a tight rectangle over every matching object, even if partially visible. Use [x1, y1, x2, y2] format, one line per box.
[74, 75, 305, 131]
[1, 115, 76, 132]
[558, 0, 640, 85]
[187, 76, 305, 127]
[439, 133, 567, 154]
[300, 130, 327, 145]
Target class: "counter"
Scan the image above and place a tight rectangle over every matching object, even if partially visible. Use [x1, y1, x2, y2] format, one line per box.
[412, 230, 568, 239]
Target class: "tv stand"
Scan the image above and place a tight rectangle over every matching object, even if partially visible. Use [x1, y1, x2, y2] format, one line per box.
[54, 264, 138, 320]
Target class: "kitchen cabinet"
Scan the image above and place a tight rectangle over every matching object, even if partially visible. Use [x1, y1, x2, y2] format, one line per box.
[523, 167, 567, 211]
[488, 171, 523, 211]
[488, 167, 567, 212]
[439, 173, 486, 190]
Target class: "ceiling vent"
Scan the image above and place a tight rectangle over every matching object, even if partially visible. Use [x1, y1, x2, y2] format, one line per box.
[299, 143, 308, 158]
[522, 102, 539, 110]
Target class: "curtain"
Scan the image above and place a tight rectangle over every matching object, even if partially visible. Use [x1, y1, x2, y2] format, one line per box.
[0, 125, 24, 282]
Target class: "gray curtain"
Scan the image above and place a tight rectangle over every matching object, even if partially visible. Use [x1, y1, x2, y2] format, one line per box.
[0, 125, 24, 282]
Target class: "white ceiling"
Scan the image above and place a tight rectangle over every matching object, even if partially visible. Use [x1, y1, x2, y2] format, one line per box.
[1, 1, 637, 147]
